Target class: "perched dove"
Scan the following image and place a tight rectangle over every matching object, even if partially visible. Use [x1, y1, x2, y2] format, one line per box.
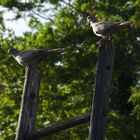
[8, 48, 63, 67]
[87, 15, 131, 40]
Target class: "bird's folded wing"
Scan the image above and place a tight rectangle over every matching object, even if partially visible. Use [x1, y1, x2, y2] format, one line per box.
[96, 22, 120, 35]
[19, 50, 47, 63]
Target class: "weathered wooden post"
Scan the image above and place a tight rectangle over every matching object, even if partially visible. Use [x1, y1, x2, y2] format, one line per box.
[89, 40, 115, 140]
[15, 67, 41, 140]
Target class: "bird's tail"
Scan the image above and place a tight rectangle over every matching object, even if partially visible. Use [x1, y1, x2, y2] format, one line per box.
[119, 21, 131, 27]
[46, 48, 64, 55]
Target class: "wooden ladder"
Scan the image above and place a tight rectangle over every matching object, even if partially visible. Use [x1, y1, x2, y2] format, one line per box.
[15, 40, 115, 140]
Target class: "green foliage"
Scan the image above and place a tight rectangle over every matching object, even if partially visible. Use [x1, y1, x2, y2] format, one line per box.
[0, 0, 35, 10]
[129, 87, 140, 120]
[0, 0, 140, 140]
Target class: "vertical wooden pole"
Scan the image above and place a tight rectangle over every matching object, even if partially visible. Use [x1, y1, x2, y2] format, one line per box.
[15, 67, 41, 140]
[89, 40, 115, 140]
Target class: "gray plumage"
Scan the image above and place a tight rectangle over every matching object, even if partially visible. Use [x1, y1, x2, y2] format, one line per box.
[87, 15, 131, 39]
[8, 48, 63, 66]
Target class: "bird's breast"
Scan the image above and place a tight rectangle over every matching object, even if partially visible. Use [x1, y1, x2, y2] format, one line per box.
[15, 56, 25, 66]
[91, 23, 104, 37]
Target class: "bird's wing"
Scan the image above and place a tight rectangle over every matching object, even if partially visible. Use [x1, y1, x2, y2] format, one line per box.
[94, 21, 120, 35]
[19, 49, 47, 63]
[18, 49, 62, 64]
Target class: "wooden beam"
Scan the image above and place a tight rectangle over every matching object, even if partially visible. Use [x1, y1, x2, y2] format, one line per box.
[89, 40, 115, 140]
[26, 113, 90, 140]
[15, 67, 41, 140]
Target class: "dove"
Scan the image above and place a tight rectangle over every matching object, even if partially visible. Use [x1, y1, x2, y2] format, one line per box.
[87, 15, 131, 40]
[8, 48, 63, 67]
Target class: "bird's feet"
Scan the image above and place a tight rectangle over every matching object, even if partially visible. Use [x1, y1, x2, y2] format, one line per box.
[97, 38, 107, 47]
[97, 36, 112, 47]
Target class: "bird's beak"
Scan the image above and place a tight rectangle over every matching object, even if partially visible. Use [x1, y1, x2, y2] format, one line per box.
[87, 16, 90, 23]
[7, 49, 11, 55]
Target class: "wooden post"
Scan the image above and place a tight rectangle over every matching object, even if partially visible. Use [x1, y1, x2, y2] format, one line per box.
[89, 40, 115, 140]
[15, 67, 41, 140]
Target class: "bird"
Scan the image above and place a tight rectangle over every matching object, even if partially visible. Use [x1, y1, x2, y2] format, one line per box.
[87, 15, 131, 41]
[8, 48, 63, 67]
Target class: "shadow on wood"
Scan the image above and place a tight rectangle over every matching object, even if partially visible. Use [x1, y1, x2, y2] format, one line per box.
[89, 40, 115, 140]
[15, 67, 41, 140]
